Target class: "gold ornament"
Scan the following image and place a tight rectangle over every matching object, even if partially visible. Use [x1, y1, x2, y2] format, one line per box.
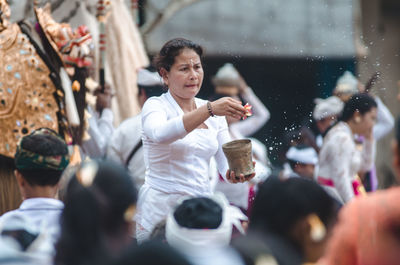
[0, 24, 59, 157]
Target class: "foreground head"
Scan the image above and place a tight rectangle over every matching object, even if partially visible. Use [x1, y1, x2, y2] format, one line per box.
[250, 177, 337, 263]
[340, 93, 377, 136]
[14, 128, 69, 198]
[55, 160, 137, 265]
[166, 194, 247, 250]
[153, 38, 204, 100]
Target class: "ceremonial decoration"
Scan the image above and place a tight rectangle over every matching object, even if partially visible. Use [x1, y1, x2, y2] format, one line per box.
[96, 0, 111, 92]
[242, 103, 253, 120]
[0, 18, 59, 157]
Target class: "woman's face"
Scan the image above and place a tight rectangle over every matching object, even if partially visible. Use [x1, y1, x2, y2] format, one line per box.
[357, 107, 377, 136]
[162, 48, 204, 101]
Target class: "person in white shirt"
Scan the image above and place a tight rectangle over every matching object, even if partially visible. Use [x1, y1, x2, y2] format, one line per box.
[81, 84, 114, 158]
[0, 128, 70, 252]
[333, 71, 394, 191]
[318, 93, 377, 204]
[281, 145, 318, 180]
[107, 69, 164, 189]
[135, 38, 254, 242]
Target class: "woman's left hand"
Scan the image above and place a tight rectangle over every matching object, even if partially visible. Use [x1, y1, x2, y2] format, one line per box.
[226, 161, 256, 183]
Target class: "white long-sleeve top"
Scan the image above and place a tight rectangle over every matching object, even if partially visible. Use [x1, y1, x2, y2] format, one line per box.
[141, 91, 230, 196]
[107, 114, 145, 188]
[230, 87, 270, 137]
[373, 97, 394, 140]
[81, 106, 114, 158]
[0, 198, 64, 246]
[318, 122, 375, 203]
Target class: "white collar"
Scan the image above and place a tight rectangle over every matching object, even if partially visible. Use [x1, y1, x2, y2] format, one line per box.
[19, 198, 64, 211]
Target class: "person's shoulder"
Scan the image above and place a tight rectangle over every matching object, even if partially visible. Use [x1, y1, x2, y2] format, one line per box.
[142, 94, 167, 110]
[326, 123, 352, 142]
[112, 115, 141, 139]
[118, 115, 141, 129]
[0, 209, 20, 223]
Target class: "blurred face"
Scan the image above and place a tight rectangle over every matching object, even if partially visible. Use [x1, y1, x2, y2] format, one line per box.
[294, 163, 315, 180]
[161, 48, 203, 101]
[354, 107, 377, 136]
[317, 115, 337, 134]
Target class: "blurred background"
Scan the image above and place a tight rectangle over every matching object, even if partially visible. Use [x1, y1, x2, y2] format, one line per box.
[9, 0, 400, 186]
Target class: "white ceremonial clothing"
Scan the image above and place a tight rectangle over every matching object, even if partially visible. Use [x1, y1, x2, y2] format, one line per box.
[230, 88, 270, 139]
[81, 106, 114, 158]
[0, 198, 64, 246]
[107, 114, 145, 188]
[373, 97, 394, 140]
[136, 91, 231, 236]
[214, 88, 271, 209]
[318, 122, 375, 203]
[181, 246, 245, 265]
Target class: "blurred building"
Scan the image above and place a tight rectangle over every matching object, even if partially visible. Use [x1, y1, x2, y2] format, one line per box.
[358, 0, 400, 187]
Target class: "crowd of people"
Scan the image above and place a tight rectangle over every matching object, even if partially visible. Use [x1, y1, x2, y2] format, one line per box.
[1, 1, 400, 265]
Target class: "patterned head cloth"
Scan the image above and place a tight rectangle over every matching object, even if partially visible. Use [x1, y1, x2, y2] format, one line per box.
[14, 128, 70, 171]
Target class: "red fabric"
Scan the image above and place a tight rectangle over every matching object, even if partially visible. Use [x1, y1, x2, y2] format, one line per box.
[247, 185, 256, 217]
[318, 176, 335, 187]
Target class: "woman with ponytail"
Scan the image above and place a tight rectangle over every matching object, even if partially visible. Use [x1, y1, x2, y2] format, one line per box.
[54, 160, 137, 265]
[317, 93, 377, 204]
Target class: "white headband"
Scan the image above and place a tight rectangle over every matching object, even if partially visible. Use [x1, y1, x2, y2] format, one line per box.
[286, 146, 318, 165]
[137, 69, 163, 86]
[313, 96, 344, 121]
[165, 193, 247, 249]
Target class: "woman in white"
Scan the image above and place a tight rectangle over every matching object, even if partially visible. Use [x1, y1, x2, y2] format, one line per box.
[136, 38, 254, 241]
[318, 93, 377, 204]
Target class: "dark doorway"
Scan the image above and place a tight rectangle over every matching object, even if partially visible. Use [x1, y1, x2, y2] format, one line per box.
[200, 56, 355, 166]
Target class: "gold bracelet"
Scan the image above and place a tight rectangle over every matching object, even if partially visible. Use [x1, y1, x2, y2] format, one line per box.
[207, 101, 215, 117]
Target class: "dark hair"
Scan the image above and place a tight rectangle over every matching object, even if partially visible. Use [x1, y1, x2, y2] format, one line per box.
[54, 160, 138, 265]
[149, 219, 167, 242]
[249, 177, 337, 243]
[113, 241, 191, 265]
[174, 197, 222, 229]
[138, 84, 164, 98]
[153, 38, 203, 74]
[339, 93, 377, 122]
[17, 132, 68, 186]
